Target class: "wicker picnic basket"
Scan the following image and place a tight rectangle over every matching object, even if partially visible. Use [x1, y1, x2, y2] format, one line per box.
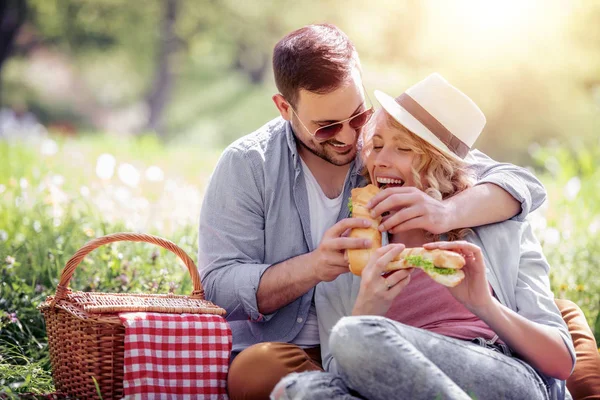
[38, 232, 227, 400]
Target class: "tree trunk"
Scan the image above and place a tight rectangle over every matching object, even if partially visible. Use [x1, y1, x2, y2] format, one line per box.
[0, 0, 27, 107]
[146, 0, 177, 137]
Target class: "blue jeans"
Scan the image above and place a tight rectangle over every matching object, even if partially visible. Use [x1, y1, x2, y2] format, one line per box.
[272, 315, 553, 400]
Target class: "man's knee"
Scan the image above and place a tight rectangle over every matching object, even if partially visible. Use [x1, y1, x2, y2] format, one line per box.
[272, 371, 355, 400]
[272, 372, 317, 400]
[228, 343, 287, 400]
[331, 315, 392, 348]
[228, 342, 321, 400]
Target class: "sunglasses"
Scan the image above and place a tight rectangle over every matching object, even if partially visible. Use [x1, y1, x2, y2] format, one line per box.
[289, 103, 375, 142]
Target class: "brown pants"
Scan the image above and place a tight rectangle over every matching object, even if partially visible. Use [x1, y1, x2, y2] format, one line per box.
[227, 342, 323, 400]
[556, 299, 600, 400]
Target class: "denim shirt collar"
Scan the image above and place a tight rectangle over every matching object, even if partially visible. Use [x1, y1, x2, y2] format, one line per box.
[284, 120, 366, 227]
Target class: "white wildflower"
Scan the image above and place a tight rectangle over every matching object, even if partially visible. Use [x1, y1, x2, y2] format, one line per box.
[118, 163, 140, 187]
[14, 233, 26, 244]
[52, 175, 65, 186]
[589, 218, 600, 235]
[96, 154, 116, 180]
[564, 177, 581, 201]
[542, 228, 561, 245]
[145, 166, 164, 182]
[114, 187, 131, 203]
[40, 139, 58, 156]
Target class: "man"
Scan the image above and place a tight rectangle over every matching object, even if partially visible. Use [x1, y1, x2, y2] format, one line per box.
[199, 24, 546, 399]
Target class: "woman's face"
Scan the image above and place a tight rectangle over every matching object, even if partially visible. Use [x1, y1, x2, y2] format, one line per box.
[366, 111, 418, 189]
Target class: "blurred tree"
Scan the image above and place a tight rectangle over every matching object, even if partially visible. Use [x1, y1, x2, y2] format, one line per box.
[146, 0, 178, 136]
[0, 0, 27, 106]
[570, 0, 600, 92]
[7, 0, 295, 136]
[1, 0, 597, 158]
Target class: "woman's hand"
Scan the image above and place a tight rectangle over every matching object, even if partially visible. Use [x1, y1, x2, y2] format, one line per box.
[423, 241, 495, 314]
[367, 187, 451, 234]
[352, 244, 413, 316]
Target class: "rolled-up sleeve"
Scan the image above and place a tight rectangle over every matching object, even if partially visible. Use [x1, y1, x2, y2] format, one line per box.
[198, 146, 273, 322]
[468, 150, 547, 221]
[515, 223, 576, 372]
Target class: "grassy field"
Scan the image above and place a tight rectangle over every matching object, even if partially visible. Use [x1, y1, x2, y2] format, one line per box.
[0, 134, 599, 394]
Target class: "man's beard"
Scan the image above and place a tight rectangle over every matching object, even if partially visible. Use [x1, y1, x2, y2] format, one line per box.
[292, 125, 356, 167]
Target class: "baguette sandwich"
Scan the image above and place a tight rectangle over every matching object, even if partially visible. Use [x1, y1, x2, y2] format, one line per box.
[346, 184, 466, 287]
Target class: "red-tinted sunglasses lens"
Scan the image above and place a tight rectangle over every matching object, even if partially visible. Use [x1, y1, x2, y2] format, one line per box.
[314, 123, 344, 141]
[313, 108, 374, 141]
[349, 108, 374, 129]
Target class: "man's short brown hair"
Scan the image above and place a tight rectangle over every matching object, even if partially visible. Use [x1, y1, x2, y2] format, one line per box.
[273, 24, 360, 107]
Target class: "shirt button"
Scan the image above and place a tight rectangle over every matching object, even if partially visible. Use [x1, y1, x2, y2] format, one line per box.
[297, 317, 303, 323]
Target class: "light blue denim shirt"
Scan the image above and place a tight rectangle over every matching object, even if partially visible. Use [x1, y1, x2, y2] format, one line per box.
[315, 221, 576, 400]
[198, 117, 548, 354]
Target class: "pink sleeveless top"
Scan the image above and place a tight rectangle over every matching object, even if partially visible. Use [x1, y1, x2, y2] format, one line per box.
[385, 268, 498, 341]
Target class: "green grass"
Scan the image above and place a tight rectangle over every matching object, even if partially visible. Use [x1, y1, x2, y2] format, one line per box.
[529, 142, 600, 335]
[0, 135, 598, 394]
[0, 340, 54, 395]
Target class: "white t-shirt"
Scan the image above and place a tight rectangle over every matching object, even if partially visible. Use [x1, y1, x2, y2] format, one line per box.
[291, 160, 344, 347]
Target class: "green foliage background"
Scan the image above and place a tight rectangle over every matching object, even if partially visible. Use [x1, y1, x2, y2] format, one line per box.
[3, 0, 599, 163]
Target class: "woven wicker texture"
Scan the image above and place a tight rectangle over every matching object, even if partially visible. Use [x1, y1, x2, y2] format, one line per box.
[38, 232, 227, 400]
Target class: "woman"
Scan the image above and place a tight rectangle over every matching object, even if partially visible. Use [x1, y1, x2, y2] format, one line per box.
[272, 73, 575, 400]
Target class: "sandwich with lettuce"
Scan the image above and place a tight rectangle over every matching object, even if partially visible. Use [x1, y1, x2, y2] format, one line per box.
[346, 184, 466, 287]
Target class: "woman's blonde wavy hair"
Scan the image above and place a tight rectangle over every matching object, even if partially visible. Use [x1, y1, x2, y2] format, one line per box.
[361, 110, 476, 242]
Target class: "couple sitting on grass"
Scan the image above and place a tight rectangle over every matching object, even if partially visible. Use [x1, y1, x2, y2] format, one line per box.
[199, 24, 599, 400]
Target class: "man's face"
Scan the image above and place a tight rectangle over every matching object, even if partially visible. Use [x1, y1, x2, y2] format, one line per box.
[290, 69, 367, 166]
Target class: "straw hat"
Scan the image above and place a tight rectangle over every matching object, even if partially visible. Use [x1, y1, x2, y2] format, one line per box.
[374, 73, 485, 162]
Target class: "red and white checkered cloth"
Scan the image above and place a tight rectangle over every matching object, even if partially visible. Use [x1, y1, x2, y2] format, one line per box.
[119, 312, 232, 400]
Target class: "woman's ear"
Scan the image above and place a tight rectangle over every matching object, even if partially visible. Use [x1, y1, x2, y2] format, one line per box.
[272, 94, 292, 121]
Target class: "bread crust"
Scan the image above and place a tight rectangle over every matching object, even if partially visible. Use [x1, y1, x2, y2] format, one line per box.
[347, 184, 382, 276]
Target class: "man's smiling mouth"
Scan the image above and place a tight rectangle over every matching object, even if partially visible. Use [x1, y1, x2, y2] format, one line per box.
[327, 142, 354, 153]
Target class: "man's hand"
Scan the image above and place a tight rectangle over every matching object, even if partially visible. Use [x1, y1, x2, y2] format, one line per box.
[367, 187, 452, 234]
[352, 244, 412, 316]
[310, 218, 373, 282]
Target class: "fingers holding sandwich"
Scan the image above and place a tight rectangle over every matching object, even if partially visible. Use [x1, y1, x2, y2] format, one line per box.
[367, 187, 450, 235]
[312, 218, 373, 283]
[363, 244, 409, 282]
[352, 244, 413, 317]
[423, 241, 495, 313]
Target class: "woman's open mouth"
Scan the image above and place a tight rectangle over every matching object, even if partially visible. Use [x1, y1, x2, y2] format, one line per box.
[375, 177, 405, 222]
[376, 177, 405, 189]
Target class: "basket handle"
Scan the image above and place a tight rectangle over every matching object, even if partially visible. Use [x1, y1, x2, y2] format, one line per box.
[51, 232, 204, 305]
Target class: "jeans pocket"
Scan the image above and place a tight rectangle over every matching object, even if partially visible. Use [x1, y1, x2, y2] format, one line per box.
[470, 337, 513, 357]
